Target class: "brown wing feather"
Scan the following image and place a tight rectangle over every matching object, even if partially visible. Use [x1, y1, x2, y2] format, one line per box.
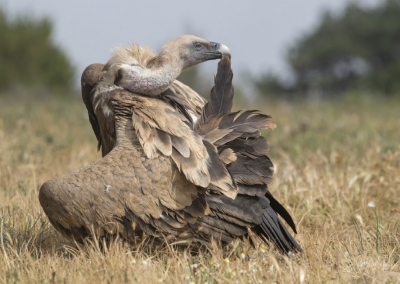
[100, 90, 237, 197]
[171, 80, 206, 116]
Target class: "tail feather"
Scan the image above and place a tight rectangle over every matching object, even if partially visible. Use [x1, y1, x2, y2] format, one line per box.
[199, 193, 302, 254]
[260, 207, 303, 254]
[267, 192, 298, 234]
[206, 194, 263, 225]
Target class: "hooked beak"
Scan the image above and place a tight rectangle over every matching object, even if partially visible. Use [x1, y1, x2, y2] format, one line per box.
[209, 42, 232, 58]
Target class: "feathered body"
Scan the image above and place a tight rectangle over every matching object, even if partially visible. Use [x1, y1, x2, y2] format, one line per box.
[40, 36, 302, 254]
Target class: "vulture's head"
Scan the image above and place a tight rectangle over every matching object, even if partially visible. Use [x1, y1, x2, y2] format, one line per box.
[99, 35, 231, 96]
[159, 35, 231, 70]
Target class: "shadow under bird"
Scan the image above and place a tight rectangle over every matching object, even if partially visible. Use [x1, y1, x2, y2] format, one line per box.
[39, 35, 302, 254]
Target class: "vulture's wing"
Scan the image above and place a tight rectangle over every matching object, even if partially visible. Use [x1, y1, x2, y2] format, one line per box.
[81, 64, 106, 151]
[81, 64, 206, 153]
[93, 89, 237, 198]
[82, 62, 236, 197]
[192, 58, 301, 253]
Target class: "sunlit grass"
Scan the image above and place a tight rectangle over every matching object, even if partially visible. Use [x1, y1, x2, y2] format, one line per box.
[0, 94, 399, 283]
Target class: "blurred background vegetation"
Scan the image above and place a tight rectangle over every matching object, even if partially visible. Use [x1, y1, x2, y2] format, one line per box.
[0, 8, 73, 94]
[2, 0, 400, 100]
[254, 0, 400, 99]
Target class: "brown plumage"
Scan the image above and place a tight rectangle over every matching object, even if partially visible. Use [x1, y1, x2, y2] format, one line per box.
[39, 36, 302, 254]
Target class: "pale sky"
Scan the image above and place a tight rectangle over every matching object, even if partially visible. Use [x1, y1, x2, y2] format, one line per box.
[1, 0, 379, 86]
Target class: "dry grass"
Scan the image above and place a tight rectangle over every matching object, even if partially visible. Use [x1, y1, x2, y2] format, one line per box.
[0, 94, 399, 283]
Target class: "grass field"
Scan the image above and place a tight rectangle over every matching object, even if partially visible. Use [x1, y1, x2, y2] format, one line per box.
[0, 94, 399, 283]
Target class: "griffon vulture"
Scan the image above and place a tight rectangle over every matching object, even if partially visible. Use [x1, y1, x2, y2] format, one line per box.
[39, 35, 302, 254]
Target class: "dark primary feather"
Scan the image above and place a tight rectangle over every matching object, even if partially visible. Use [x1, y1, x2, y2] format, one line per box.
[198, 57, 234, 125]
[238, 184, 268, 196]
[198, 110, 276, 147]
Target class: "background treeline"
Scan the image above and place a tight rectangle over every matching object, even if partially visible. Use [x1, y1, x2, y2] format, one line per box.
[254, 0, 400, 99]
[2, 0, 400, 99]
[0, 9, 74, 93]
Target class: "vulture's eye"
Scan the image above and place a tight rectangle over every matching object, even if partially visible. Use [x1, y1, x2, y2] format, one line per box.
[195, 43, 202, 50]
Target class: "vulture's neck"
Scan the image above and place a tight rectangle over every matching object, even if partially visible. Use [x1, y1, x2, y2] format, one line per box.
[107, 51, 184, 96]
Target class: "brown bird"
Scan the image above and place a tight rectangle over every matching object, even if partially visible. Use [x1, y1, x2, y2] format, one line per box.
[39, 35, 302, 254]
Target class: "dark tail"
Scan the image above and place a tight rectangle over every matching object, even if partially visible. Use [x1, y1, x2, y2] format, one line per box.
[258, 197, 303, 254]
